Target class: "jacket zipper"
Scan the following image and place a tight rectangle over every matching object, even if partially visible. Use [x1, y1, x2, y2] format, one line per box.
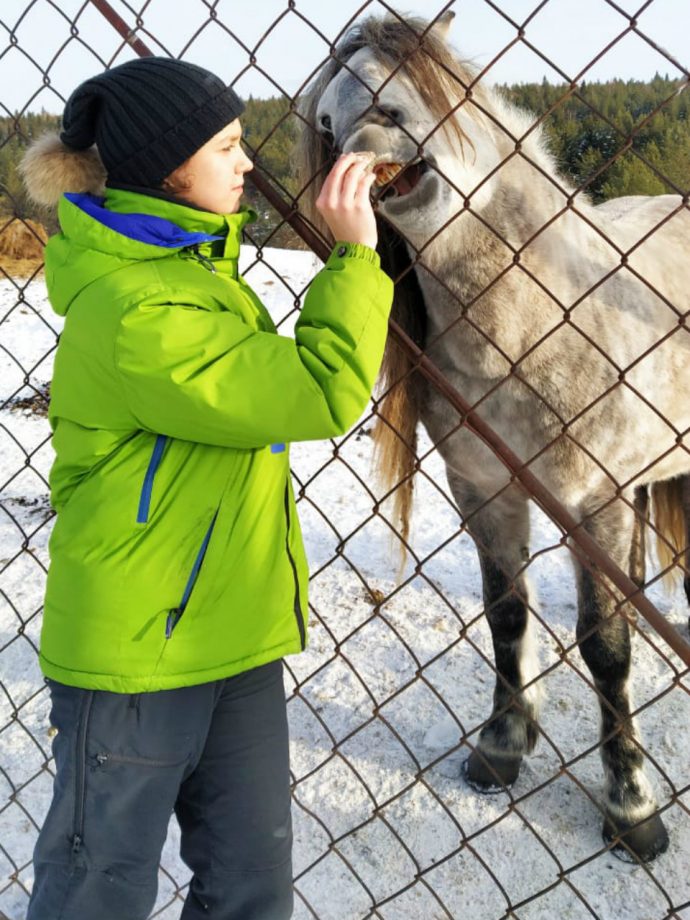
[137, 434, 168, 523]
[72, 691, 95, 855]
[166, 509, 219, 638]
[189, 243, 216, 273]
[284, 482, 306, 650]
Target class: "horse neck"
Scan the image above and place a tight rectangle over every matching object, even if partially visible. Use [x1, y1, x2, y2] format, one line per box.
[417, 169, 569, 302]
[460, 85, 588, 240]
[418, 97, 590, 312]
[412, 114, 589, 373]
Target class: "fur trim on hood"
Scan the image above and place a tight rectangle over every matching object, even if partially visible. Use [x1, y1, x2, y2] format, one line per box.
[19, 132, 106, 207]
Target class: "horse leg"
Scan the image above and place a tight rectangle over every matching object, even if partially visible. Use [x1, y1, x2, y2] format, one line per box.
[448, 477, 542, 791]
[575, 494, 668, 862]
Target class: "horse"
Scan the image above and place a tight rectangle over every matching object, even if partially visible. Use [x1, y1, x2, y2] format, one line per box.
[295, 9, 690, 863]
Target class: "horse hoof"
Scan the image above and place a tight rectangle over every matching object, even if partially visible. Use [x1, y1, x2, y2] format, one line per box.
[463, 750, 522, 793]
[603, 811, 670, 863]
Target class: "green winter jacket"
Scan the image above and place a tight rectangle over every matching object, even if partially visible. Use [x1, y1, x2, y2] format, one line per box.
[41, 187, 393, 692]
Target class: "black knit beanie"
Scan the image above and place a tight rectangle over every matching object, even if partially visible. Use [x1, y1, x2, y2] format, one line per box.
[60, 57, 245, 187]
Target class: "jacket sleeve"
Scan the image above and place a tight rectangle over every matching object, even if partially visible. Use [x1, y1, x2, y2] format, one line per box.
[114, 242, 394, 448]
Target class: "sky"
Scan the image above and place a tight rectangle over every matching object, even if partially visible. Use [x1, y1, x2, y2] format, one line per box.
[0, 0, 687, 116]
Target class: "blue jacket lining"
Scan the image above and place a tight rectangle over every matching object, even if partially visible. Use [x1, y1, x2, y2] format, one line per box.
[64, 192, 224, 249]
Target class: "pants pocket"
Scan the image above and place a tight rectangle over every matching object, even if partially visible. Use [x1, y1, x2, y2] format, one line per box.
[92, 750, 189, 769]
[71, 690, 95, 858]
[38, 681, 195, 867]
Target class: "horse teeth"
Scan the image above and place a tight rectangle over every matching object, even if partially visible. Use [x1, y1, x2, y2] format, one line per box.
[373, 163, 403, 186]
[347, 150, 424, 188]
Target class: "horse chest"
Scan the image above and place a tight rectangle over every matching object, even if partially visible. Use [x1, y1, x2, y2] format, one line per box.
[414, 264, 530, 380]
[417, 371, 552, 492]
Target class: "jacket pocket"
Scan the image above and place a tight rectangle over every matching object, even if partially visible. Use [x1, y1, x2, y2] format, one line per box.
[165, 508, 219, 638]
[136, 434, 168, 523]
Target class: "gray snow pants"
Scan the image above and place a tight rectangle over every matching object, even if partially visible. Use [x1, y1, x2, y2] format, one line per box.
[26, 659, 293, 920]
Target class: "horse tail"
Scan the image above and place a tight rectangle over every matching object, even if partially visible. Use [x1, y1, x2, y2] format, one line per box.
[371, 223, 426, 563]
[650, 476, 689, 590]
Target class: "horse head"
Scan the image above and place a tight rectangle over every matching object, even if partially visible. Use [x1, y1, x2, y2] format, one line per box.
[297, 10, 516, 251]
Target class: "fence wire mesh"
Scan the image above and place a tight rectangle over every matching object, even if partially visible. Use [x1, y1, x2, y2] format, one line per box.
[1, 1, 689, 918]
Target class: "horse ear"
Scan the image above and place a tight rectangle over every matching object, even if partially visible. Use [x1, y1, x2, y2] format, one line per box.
[429, 10, 455, 42]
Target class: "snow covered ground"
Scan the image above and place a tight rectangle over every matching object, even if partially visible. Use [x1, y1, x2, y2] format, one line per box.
[0, 247, 689, 920]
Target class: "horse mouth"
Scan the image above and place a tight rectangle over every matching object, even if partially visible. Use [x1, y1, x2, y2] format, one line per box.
[372, 157, 430, 201]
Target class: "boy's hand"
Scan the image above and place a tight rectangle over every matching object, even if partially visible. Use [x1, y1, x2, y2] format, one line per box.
[315, 152, 378, 251]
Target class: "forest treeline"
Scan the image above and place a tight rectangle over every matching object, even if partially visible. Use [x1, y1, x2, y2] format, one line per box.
[1, 75, 687, 250]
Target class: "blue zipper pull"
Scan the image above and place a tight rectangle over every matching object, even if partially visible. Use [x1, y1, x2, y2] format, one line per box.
[166, 609, 182, 639]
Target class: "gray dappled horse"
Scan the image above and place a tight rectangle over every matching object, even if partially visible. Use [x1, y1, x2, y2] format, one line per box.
[296, 11, 690, 861]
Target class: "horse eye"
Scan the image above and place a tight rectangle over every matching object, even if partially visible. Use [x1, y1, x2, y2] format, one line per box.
[320, 114, 332, 131]
[384, 107, 404, 124]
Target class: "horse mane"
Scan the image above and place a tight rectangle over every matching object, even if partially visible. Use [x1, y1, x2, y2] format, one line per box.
[295, 12, 544, 555]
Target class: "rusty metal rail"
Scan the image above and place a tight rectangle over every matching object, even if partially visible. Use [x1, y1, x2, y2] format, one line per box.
[92, 0, 690, 666]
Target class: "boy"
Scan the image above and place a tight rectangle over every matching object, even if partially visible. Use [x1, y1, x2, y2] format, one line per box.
[20, 56, 392, 920]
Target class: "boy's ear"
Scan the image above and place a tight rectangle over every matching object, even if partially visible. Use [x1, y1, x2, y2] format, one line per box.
[19, 132, 106, 206]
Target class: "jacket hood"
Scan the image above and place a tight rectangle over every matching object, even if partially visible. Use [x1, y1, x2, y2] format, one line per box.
[45, 187, 258, 316]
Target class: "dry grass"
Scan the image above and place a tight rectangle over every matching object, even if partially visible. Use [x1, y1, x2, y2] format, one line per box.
[0, 217, 46, 277]
[0, 217, 47, 257]
[0, 256, 44, 277]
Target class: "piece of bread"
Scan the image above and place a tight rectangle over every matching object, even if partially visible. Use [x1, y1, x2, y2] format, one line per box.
[350, 151, 403, 188]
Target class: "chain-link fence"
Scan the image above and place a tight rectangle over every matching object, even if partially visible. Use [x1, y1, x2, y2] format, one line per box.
[1, 1, 689, 918]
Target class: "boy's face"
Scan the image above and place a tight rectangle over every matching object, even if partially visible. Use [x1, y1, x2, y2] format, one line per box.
[176, 118, 253, 214]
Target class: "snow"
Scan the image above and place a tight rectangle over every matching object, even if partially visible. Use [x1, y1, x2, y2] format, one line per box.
[1, 248, 689, 919]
